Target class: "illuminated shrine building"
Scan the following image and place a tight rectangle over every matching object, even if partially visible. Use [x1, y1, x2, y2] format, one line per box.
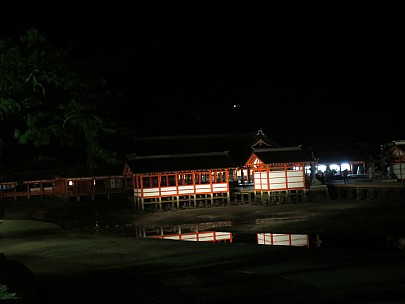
[123, 130, 314, 210]
[123, 152, 235, 210]
[244, 145, 313, 203]
[2, 129, 393, 205]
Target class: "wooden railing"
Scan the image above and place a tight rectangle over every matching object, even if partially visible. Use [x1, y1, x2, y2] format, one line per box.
[0, 177, 132, 200]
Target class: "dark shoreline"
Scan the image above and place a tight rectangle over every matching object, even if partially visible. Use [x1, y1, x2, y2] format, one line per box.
[2, 198, 405, 303]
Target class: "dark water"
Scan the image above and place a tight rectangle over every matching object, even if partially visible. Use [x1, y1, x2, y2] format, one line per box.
[4, 206, 405, 304]
[53, 210, 326, 248]
[52, 211, 399, 251]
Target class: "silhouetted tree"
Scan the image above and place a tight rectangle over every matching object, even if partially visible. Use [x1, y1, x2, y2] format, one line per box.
[0, 29, 118, 170]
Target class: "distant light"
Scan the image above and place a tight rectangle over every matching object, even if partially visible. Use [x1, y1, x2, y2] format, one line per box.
[341, 163, 350, 171]
[68, 181, 73, 186]
[317, 165, 327, 172]
[233, 104, 241, 108]
[330, 164, 340, 171]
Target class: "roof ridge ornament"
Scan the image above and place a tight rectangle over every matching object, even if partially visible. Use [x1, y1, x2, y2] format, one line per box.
[251, 128, 275, 148]
[256, 128, 264, 136]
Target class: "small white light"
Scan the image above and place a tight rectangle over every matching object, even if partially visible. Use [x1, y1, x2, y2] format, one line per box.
[341, 163, 350, 171]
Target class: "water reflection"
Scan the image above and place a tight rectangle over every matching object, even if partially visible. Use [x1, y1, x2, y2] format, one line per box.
[68, 219, 233, 237]
[150, 231, 233, 243]
[255, 216, 305, 224]
[65, 217, 321, 248]
[257, 233, 310, 247]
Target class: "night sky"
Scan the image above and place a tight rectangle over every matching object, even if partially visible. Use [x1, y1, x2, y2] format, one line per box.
[2, 4, 404, 145]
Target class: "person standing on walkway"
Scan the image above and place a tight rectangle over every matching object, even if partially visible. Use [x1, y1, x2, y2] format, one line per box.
[343, 169, 349, 184]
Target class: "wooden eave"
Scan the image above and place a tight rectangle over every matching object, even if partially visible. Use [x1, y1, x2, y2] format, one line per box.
[391, 145, 405, 157]
[251, 148, 313, 165]
[125, 151, 237, 175]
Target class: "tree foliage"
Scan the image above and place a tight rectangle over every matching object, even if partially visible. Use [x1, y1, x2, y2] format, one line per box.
[0, 29, 118, 170]
[0, 284, 19, 300]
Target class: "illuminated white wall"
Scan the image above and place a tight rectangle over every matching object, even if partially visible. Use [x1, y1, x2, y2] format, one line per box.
[254, 169, 305, 191]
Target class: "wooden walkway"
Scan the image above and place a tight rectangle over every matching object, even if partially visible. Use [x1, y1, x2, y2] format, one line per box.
[0, 176, 131, 201]
[233, 188, 308, 205]
[328, 182, 405, 200]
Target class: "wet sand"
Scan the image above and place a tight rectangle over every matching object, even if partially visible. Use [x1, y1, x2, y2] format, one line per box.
[1, 199, 405, 303]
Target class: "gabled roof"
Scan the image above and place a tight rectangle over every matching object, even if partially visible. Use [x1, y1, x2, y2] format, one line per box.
[391, 146, 405, 154]
[251, 146, 313, 164]
[251, 128, 278, 149]
[129, 130, 277, 153]
[390, 140, 405, 154]
[126, 129, 281, 166]
[125, 151, 237, 174]
[389, 144, 405, 161]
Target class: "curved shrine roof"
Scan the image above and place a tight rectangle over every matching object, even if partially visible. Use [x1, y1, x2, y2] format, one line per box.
[253, 147, 314, 164]
[126, 151, 237, 174]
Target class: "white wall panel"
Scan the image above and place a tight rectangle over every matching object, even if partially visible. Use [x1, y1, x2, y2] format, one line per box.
[178, 189, 195, 195]
[144, 191, 160, 197]
[287, 171, 303, 177]
[288, 176, 304, 183]
[269, 172, 285, 178]
[270, 183, 286, 190]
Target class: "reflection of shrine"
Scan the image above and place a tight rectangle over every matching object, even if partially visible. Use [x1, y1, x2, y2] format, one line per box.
[150, 231, 233, 243]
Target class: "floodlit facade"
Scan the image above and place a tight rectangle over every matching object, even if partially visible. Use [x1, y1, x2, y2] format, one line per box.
[2, 130, 402, 205]
[123, 152, 235, 210]
[244, 146, 313, 203]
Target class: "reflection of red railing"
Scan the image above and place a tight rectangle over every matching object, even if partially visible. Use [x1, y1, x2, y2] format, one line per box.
[150, 231, 233, 243]
[257, 233, 309, 247]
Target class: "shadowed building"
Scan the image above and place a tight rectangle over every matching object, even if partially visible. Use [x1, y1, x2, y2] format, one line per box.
[387, 140, 405, 181]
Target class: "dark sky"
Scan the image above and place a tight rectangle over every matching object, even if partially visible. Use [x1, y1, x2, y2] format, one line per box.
[2, 3, 404, 145]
